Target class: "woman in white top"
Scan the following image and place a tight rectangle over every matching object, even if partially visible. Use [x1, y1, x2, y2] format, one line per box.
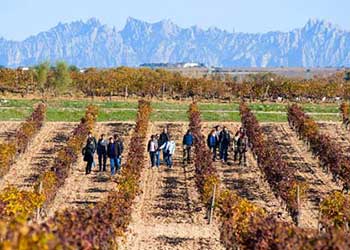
[147, 135, 158, 168]
[159, 135, 176, 168]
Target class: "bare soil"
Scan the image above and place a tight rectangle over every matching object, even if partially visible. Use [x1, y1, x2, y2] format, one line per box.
[0, 122, 75, 191]
[44, 122, 135, 218]
[121, 122, 224, 250]
[0, 121, 20, 142]
[201, 122, 291, 222]
[262, 123, 341, 229]
[318, 122, 350, 153]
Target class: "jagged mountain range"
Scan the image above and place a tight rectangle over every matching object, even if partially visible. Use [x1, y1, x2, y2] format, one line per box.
[0, 17, 349, 68]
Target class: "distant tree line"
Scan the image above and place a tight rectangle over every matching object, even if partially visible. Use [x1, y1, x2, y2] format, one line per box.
[0, 62, 349, 101]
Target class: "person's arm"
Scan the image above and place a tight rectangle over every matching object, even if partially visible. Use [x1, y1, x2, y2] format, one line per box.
[147, 141, 151, 152]
[159, 142, 166, 150]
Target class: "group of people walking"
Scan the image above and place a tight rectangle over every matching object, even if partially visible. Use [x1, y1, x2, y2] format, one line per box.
[147, 128, 194, 168]
[83, 125, 249, 174]
[207, 126, 248, 166]
[82, 132, 124, 175]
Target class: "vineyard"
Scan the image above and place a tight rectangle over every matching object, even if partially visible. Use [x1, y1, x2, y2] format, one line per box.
[0, 98, 350, 249]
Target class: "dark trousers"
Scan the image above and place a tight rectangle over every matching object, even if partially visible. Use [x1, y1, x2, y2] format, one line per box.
[234, 149, 247, 166]
[183, 145, 192, 164]
[220, 146, 228, 162]
[165, 153, 173, 168]
[214, 144, 220, 159]
[98, 153, 107, 171]
[86, 160, 93, 174]
[210, 146, 216, 160]
[150, 151, 156, 167]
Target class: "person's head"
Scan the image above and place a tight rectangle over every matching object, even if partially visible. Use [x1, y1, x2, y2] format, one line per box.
[109, 137, 114, 143]
[211, 129, 216, 135]
[88, 131, 93, 138]
[155, 134, 159, 139]
[114, 134, 119, 140]
[223, 126, 228, 132]
[100, 134, 105, 139]
[215, 125, 220, 131]
[163, 127, 168, 133]
[239, 127, 244, 133]
[187, 129, 191, 135]
[151, 135, 155, 140]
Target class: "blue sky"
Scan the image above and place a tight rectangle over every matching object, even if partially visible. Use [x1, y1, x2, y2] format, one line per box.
[1, 0, 348, 40]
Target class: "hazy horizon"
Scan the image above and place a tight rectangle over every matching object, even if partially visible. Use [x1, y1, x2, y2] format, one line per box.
[2, 0, 348, 40]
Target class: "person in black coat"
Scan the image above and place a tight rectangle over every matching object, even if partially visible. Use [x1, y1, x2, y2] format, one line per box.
[97, 134, 108, 172]
[107, 137, 118, 176]
[113, 134, 124, 173]
[82, 137, 95, 175]
[87, 131, 97, 168]
[182, 130, 194, 164]
[219, 126, 231, 163]
[158, 127, 170, 164]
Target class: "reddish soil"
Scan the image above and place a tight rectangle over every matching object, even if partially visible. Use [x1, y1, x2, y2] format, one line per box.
[0, 122, 75, 191]
[44, 122, 135, 218]
[121, 122, 224, 250]
[202, 122, 291, 222]
[262, 123, 341, 229]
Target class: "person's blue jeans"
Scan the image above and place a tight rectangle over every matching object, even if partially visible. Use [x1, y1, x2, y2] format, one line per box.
[115, 157, 122, 173]
[166, 154, 173, 168]
[220, 146, 228, 162]
[162, 150, 168, 164]
[150, 152, 156, 167]
[155, 151, 160, 167]
[110, 158, 116, 176]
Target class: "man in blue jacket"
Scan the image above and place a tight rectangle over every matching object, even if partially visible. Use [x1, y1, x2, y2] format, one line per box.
[182, 129, 194, 164]
[207, 129, 217, 161]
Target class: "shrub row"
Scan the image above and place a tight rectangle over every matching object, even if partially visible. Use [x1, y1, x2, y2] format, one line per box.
[188, 102, 350, 250]
[0, 105, 98, 221]
[188, 103, 220, 206]
[38, 105, 98, 207]
[0, 103, 46, 178]
[47, 100, 152, 249]
[0, 100, 152, 249]
[288, 104, 350, 191]
[240, 102, 303, 223]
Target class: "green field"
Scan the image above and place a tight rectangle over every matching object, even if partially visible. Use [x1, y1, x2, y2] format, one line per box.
[0, 99, 341, 122]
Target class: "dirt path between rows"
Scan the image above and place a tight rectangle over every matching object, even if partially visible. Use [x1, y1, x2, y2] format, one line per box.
[0, 121, 20, 142]
[262, 124, 341, 229]
[201, 122, 291, 222]
[44, 122, 135, 219]
[0, 122, 75, 191]
[318, 123, 350, 153]
[121, 122, 224, 250]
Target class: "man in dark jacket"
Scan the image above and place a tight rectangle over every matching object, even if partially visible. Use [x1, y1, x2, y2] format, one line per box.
[219, 126, 231, 163]
[107, 137, 117, 176]
[214, 125, 221, 160]
[158, 127, 170, 164]
[207, 129, 217, 161]
[114, 134, 124, 173]
[97, 134, 108, 172]
[237, 132, 248, 166]
[82, 137, 95, 175]
[182, 129, 194, 164]
[87, 131, 97, 168]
